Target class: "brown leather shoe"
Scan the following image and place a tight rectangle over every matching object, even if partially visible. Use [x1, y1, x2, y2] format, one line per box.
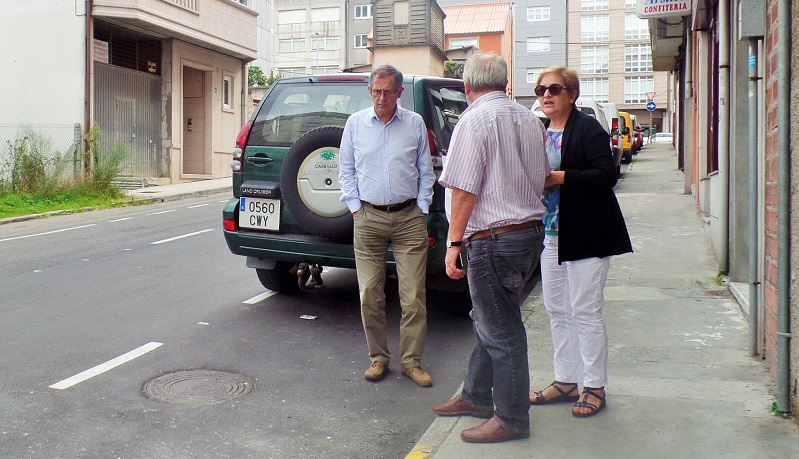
[364, 361, 386, 381]
[460, 416, 529, 443]
[432, 394, 493, 418]
[402, 366, 432, 387]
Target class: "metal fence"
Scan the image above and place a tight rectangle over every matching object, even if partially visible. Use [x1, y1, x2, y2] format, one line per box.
[0, 123, 83, 186]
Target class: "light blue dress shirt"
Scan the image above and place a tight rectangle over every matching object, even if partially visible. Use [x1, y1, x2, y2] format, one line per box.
[338, 106, 435, 214]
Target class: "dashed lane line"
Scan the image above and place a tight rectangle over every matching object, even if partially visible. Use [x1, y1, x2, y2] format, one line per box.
[147, 209, 176, 216]
[109, 217, 132, 223]
[243, 290, 278, 304]
[187, 204, 209, 209]
[50, 342, 163, 390]
[151, 228, 214, 245]
[0, 224, 97, 243]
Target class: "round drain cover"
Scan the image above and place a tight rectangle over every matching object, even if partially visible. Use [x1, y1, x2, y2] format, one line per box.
[143, 369, 255, 405]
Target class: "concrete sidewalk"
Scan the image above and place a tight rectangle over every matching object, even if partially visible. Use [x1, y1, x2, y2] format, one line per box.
[407, 144, 799, 458]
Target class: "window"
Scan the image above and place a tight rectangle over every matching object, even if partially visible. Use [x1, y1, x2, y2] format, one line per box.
[223, 74, 233, 110]
[354, 4, 372, 19]
[354, 34, 368, 48]
[526, 68, 545, 84]
[625, 0, 637, 8]
[275, 67, 305, 78]
[625, 44, 652, 72]
[450, 37, 478, 48]
[625, 76, 655, 103]
[526, 36, 551, 52]
[278, 38, 305, 53]
[625, 13, 650, 40]
[277, 11, 306, 53]
[312, 35, 340, 51]
[314, 65, 340, 75]
[581, 78, 609, 102]
[394, 1, 409, 25]
[581, 46, 609, 74]
[581, 0, 609, 11]
[581, 15, 609, 42]
[527, 6, 550, 21]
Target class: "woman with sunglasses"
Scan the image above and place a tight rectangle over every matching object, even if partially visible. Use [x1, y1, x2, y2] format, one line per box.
[529, 66, 632, 418]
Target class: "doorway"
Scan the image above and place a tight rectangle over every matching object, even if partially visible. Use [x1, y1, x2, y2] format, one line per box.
[182, 66, 210, 175]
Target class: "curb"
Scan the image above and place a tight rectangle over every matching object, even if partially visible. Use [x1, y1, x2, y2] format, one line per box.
[405, 416, 459, 459]
[0, 186, 231, 226]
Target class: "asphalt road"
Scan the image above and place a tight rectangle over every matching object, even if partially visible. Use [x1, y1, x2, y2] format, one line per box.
[0, 193, 476, 459]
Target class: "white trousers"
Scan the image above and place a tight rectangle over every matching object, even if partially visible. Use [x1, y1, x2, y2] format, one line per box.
[541, 234, 611, 388]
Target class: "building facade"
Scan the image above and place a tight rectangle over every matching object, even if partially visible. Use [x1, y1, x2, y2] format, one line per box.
[2, 0, 258, 185]
[650, 0, 799, 418]
[567, 0, 669, 132]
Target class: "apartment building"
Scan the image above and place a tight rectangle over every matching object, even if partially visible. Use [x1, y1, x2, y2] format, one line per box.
[568, 0, 668, 131]
[437, 0, 568, 107]
[271, 0, 373, 78]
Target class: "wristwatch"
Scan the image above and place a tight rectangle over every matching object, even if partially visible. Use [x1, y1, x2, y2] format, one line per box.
[446, 238, 462, 248]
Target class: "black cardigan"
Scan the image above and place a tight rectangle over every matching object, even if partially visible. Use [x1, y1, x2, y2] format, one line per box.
[548, 108, 633, 263]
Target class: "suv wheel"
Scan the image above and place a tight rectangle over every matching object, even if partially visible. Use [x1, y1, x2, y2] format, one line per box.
[256, 262, 301, 293]
[280, 126, 352, 240]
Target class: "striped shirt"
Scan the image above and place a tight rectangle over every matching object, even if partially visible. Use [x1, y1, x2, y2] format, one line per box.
[338, 106, 435, 213]
[439, 91, 549, 238]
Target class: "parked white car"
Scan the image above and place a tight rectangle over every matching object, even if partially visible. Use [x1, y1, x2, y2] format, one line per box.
[651, 132, 674, 143]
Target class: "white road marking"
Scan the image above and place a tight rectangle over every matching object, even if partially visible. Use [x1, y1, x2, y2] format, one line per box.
[219, 200, 228, 203]
[0, 224, 97, 243]
[243, 290, 278, 304]
[147, 210, 176, 216]
[187, 204, 209, 209]
[109, 217, 132, 222]
[49, 342, 163, 390]
[151, 229, 214, 245]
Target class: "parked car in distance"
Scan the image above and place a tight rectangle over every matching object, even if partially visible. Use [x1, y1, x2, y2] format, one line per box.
[630, 114, 644, 153]
[598, 102, 623, 169]
[618, 111, 634, 164]
[650, 132, 674, 143]
[222, 73, 470, 301]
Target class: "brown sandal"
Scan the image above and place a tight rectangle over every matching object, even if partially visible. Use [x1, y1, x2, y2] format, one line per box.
[530, 381, 580, 405]
[572, 387, 607, 417]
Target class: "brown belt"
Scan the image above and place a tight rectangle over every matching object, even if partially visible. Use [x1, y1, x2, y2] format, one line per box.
[361, 199, 416, 212]
[466, 221, 542, 246]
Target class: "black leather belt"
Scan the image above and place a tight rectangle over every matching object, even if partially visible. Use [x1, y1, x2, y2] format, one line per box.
[466, 221, 543, 246]
[362, 199, 416, 212]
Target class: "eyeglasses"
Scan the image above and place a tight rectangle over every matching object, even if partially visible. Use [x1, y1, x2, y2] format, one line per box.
[369, 88, 397, 98]
[534, 84, 570, 97]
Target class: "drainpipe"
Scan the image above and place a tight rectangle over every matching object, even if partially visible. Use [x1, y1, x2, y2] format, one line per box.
[84, 0, 93, 173]
[747, 40, 760, 357]
[717, 0, 730, 272]
[776, 0, 791, 414]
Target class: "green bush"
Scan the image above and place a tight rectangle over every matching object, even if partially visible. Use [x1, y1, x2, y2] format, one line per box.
[1, 128, 71, 195]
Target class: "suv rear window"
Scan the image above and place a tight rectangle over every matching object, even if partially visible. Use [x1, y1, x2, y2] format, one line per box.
[247, 81, 416, 147]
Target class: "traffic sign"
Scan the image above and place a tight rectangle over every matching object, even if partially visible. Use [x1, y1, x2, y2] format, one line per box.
[646, 101, 657, 111]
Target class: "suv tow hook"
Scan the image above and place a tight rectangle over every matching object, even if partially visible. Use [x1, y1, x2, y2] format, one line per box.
[297, 263, 325, 290]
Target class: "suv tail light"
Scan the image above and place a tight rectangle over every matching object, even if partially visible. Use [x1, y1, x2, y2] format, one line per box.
[610, 118, 619, 146]
[230, 121, 252, 172]
[427, 129, 443, 172]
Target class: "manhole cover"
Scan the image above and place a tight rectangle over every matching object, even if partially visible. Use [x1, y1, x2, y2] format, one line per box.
[143, 369, 255, 405]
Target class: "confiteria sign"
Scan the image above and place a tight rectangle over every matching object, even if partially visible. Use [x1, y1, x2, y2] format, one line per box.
[636, 0, 691, 18]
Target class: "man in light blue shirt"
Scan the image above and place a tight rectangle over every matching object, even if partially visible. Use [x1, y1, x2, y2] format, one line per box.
[338, 64, 436, 387]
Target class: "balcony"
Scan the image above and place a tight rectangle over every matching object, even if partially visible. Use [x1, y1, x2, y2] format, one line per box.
[92, 0, 258, 60]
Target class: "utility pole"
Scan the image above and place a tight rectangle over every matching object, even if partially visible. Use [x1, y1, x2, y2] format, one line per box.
[314, 32, 320, 74]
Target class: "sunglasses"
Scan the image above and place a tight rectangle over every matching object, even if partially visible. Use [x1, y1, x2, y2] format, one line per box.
[534, 84, 570, 97]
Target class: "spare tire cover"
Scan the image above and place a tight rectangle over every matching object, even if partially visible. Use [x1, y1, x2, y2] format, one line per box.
[280, 125, 352, 239]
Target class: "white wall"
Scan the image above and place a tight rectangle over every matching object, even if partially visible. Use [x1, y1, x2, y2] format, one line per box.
[1, 2, 86, 125]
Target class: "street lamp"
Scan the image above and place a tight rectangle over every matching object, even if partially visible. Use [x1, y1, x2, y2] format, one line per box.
[314, 32, 320, 74]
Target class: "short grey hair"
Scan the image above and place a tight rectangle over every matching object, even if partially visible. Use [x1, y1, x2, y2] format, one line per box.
[370, 64, 403, 90]
[462, 52, 508, 93]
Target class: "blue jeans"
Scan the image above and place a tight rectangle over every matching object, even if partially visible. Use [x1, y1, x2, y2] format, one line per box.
[460, 226, 544, 433]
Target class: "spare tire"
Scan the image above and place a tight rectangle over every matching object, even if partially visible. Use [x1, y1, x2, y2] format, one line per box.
[280, 125, 352, 240]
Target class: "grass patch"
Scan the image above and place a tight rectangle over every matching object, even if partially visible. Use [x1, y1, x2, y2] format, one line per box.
[0, 185, 136, 219]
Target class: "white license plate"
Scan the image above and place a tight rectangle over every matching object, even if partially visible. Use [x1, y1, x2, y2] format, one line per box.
[239, 197, 281, 231]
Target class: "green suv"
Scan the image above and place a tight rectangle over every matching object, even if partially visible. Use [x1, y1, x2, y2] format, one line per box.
[222, 74, 468, 296]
